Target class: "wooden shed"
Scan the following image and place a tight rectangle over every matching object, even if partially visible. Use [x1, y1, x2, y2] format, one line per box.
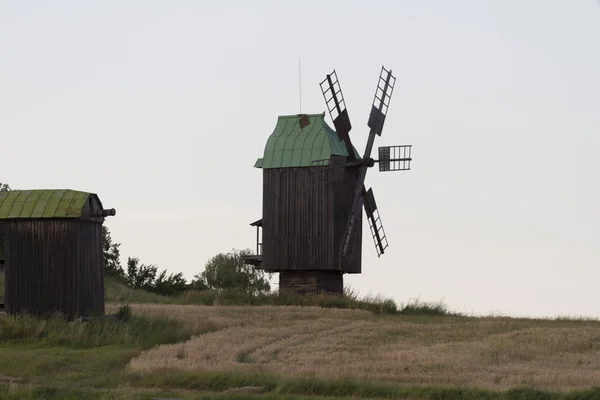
[249, 113, 362, 294]
[0, 189, 116, 319]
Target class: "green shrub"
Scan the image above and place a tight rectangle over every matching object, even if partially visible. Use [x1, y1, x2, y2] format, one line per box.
[115, 304, 132, 321]
[399, 299, 452, 316]
[105, 277, 176, 304]
[179, 287, 402, 315]
[105, 271, 454, 317]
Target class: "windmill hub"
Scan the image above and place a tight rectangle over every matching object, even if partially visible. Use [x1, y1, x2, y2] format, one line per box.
[242, 66, 413, 295]
[346, 158, 376, 169]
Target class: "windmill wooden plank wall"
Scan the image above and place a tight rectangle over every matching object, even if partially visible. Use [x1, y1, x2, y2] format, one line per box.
[0, 189, 116, 319]
[249, 113, 362, 294]
[261, 165, 362, 275]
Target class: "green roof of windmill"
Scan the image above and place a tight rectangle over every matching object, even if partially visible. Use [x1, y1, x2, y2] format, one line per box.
[255, 113, 360, 169]
[0, 189, 99, 219]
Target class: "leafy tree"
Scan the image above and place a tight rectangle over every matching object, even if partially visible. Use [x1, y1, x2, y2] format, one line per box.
[188, 276, 209, 291]
[126, 257, 157, 290]
[153, 269, 188, 296]
[193, 249, 271, 295]
[126, 257, 187, 296]
[102, 226, 125, 280]
[0, 183, 11, 192]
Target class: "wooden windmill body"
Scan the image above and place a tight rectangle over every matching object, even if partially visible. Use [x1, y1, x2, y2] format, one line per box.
[244, 67, 412, 294]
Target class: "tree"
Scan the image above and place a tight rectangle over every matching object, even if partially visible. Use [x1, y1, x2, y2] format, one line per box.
[126, 257, 187, 296]
[0, 183, 11, 192]
[102, 226, 125, 280]
[193, 249, 271, 295]
[188, 276, 209, 291]
[102, 225, 188, 296]
[153, 269, 188, 296]
[126, 257, 156, 290]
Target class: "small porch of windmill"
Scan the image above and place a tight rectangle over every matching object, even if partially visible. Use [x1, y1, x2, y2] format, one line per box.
[243, 217, 350, 295]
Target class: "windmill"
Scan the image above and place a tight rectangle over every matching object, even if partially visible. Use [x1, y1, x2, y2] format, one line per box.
[243, 65, 412, 294]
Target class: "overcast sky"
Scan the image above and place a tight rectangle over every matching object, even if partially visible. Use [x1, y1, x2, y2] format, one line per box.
[1, 1, 599, 318]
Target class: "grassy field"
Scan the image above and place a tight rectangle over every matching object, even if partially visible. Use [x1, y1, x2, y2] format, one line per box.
[1, 280, 600, 399]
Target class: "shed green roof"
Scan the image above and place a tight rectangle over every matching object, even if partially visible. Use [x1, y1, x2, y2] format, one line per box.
[0, 190, 98, 219]
[255, 113, 359, 169]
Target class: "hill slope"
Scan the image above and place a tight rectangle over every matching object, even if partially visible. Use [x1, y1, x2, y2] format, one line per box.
[115, 303, 600, 393]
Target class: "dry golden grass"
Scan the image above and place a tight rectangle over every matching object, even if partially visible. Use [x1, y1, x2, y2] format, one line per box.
[118, 303, 600, 391]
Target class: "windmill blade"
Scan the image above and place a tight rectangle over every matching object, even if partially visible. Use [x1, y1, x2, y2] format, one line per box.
[340, 194, 362, 262]
[378, 145, 412, 172]
[368, 66, 396, 136]
[340, 66, 396, 262]
[320, 70, 357, 161]
[363, 188, 389, 257]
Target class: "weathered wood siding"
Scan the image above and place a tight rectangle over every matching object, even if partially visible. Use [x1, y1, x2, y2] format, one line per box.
[0, 219, 104, 319]
[261, 166, 362, 274]
[332, 165, 363, 274]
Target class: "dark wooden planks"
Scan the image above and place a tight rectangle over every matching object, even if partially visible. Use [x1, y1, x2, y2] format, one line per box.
[261, 165, 362, 274]
[279, 271, 343, 294]
[0, 219, 104, 319]
[332, 166, 362, 274]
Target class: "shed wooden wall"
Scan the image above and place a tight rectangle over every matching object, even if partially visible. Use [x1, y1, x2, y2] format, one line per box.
[0, 219, 104, 319]
[261, 165, 362, 274]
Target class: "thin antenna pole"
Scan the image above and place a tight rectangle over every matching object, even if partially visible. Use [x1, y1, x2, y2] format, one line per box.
[298, 53, 302, 113]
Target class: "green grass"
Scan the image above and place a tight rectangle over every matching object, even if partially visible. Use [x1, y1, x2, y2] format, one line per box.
[1, 280, 592, 399]
[2, 301, 600, 399]
[105, 277, 178, 304]
[4, 359, 600, 400]
[127, 370, 600, 400]
[0, 305, 212, 399]
[0, 305, 198, 349]
[105, 277, 455, 317]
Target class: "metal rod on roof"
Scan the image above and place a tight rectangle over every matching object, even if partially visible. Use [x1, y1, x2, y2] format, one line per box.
[299, 53, 302, 114]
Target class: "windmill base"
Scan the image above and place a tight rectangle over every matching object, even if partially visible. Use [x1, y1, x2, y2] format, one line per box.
[279, 271, 343, 295]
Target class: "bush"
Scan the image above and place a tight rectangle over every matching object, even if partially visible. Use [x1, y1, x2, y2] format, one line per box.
[191, 249, 272, 295]
[105, 277, 177, 304]
[179, 287, 401, 315]
[398, 298, 452, 316]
